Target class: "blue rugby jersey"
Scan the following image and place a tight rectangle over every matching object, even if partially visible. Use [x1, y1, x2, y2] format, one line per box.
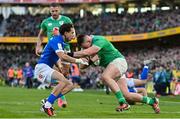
[38, 35, 66, 68]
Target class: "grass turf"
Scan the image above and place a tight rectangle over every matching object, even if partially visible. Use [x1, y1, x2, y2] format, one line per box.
[0, 86, 180, 118]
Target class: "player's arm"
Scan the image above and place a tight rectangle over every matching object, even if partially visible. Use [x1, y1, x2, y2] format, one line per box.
[52, 39, 88, 65]
[133, 78, 147, 86]
[36, 29, 44, 56]
[73, 45, 100, 58]
[56, 51, 88, 65]
[90, 55, 99, 62]
[36, 20, 46, 56]
[37, 29, 44, 45]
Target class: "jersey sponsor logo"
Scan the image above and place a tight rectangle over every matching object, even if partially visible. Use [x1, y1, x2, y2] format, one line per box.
[59, 21, 64, 25]
[48, 23, 52, 26]
[53, 27, 59, 30]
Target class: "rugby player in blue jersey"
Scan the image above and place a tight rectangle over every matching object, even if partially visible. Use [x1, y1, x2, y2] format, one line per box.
[34, 24, 88, 116]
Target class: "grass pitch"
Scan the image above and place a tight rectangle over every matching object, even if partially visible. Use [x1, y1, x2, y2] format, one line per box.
[0, 86, 180, 118]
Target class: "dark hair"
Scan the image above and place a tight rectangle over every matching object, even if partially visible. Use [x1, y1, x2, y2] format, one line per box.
[77, 34, 86, 46]
[59, 23, 74, 35]
[50, 3, 59, 7]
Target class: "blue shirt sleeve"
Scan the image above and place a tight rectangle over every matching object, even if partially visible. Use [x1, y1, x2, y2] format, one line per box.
[49, 36, 64, 53]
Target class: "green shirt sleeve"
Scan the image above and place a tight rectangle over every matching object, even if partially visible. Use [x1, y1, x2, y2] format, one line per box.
[64, 16, 73, 24]
[40, 20, 47, 31]
[93, 38, 106, 50]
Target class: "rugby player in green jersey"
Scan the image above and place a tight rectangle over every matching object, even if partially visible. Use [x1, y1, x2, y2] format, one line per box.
[71, 34, 160, 113]
[36, 3, 72, 108]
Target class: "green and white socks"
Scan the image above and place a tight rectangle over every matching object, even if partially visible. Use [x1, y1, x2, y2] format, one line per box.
[142, 96, 155, 105]
[115, 91, 126, 104]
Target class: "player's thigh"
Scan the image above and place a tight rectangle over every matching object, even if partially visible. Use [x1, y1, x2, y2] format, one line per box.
[107, 58, 128, 78]
[51, 70, 70, 84]
[102, 63, 120, 80]
[35, 64, 54, 83]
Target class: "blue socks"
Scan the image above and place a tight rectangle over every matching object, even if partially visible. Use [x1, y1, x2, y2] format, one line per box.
[136, 66, 149, 88]
[140, 66, 149, 80]
[47, 93, 64, 104]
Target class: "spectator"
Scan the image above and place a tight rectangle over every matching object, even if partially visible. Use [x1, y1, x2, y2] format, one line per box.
[7, 67, 14, 86]
[23, 62, 34, 88]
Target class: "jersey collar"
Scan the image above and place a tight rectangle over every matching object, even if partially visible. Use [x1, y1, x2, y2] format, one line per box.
[51, 15, 61, 20]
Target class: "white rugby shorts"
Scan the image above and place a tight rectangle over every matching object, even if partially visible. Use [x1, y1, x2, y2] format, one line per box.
[109, 58, 128, 77]
[34, 64, 55, 83]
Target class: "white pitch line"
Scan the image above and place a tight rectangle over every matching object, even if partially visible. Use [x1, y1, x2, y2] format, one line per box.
[160, 100, 180, 104]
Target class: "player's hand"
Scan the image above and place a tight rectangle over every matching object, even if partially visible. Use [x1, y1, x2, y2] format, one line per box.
[75, 59, 89, 65]
[35, 45, 43, 56]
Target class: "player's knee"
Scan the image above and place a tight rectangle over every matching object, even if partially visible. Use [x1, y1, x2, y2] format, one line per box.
[101, 74, 110, 82]
[67, 81, 73, 88]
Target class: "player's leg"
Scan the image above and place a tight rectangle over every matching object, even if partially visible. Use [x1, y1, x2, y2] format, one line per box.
[101, 58, 130, 111]
[53, 61, 69, 108]
[43, 70, 73, 116]
[117, 78, 160, 113]
[140, 65, 149, 80]
[57, 63, 71, 108]
[136, 88, 147, 96]
[35, 64, 73, 116]
[101, 64, 126, 102]
[126, 78, 147, 104]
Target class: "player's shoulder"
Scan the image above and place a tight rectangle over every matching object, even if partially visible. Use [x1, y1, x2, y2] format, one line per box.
[42, 17, 52, 23]
[92, 35, 106, 41]
[60, 15, 72, 23]
[49, 35, 63, 43]
[61, 15, 71, 19]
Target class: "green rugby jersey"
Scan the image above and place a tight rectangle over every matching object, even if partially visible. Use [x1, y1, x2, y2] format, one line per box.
[40, 15, 72, 40]
[92, 35, 125, 67]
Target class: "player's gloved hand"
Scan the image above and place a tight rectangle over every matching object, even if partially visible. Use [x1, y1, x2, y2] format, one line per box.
[75, 59, 89, 65]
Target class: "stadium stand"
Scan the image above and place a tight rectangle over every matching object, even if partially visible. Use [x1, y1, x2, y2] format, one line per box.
[3, 9, 180, 36]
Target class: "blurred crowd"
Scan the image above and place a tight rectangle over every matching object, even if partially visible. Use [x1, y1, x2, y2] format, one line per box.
[75, 10, 180, 35]
[125, 46, 180, 78]
[0, 15, 2, 24]
[4, 14, 47, 36]
[0, 44, 38, 88]
[3, 9, 180, 36]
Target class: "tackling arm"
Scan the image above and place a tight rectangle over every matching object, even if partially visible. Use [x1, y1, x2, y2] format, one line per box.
[57, 52, 77, 63]
[73, 45, 100, 58]
[56, 52, 88, 65]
